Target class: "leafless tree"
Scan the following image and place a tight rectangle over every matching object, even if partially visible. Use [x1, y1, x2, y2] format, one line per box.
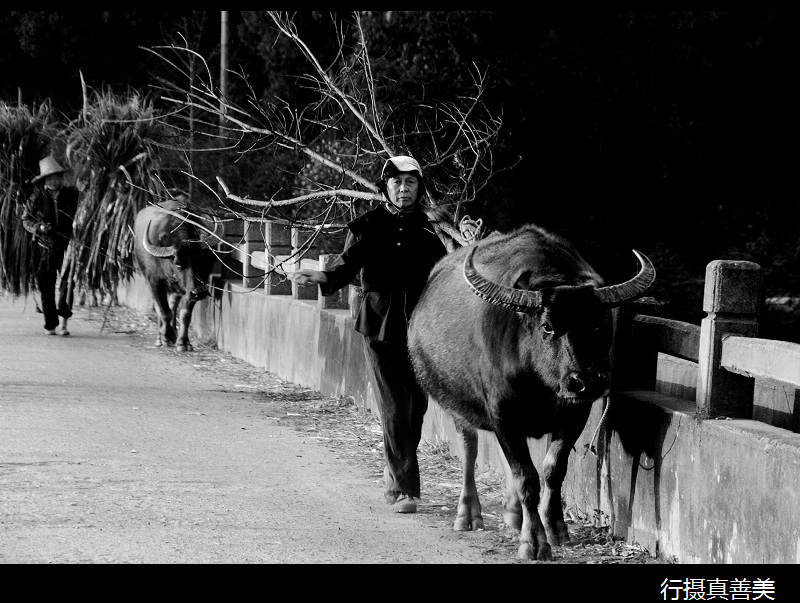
[146, 11, 506, 254]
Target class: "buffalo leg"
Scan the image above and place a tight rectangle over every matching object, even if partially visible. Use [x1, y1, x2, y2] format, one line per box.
[168, 292, 180, 332]
[498, 451, 522, 530]
[150, 283, 176, 347]
[453, 424, 483, 531]
[176, 297, 195, 352]
[495, 431, 552, 561]
[152, 299, 162, 346]
[539, 431, 573, 546]
[539, 403, 593, 546]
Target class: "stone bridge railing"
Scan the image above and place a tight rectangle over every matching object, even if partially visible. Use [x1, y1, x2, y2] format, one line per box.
[221, 217, 356, 310]
[571, 259, 800, 564]
[119, 217, 800, 563]
[224, 218, 800, 434]
[613, 259, 799, 432]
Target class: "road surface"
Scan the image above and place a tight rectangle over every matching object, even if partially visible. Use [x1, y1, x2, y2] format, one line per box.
[0, 294, 508, 564]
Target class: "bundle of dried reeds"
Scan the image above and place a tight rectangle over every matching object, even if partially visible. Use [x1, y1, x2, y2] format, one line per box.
[0, 101, 58, 296]
[64, 89, 169, 299]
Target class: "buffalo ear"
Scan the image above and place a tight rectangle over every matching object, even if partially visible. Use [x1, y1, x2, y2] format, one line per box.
[513, 270, 534, 290]
[150, 230, 165, 246]
[513, 270, 557, 312]
[513, 270, 553, 298]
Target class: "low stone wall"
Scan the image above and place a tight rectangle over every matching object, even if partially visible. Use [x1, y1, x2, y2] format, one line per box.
[566, 393, 800, 564]
[119, 274, 800, 563]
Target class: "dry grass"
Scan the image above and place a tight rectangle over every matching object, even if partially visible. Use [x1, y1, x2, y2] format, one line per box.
[0, 101, 58, 297]
[64, 89, 174, 296]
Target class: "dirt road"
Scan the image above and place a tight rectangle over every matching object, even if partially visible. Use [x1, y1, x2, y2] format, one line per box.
[1, 294, 663, 565]
[0, 295, 502, 563]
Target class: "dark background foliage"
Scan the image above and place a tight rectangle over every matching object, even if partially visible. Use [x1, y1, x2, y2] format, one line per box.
[0, 10, 793, 337]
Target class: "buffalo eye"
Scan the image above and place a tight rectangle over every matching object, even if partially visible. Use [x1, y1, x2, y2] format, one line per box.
[541, 322, 554, 336]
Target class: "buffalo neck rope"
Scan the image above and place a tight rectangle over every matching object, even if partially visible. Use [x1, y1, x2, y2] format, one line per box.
[583, 395, 610, 457]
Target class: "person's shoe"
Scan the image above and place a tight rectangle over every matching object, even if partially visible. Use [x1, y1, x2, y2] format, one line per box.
[394, 494, 418, 514]
[43, 328, 56, 336]
[57, 318, 70, 336]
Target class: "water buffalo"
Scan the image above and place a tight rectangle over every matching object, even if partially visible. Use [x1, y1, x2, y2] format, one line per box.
[133, 199, 222, 352]
[407, 224, 655, 561]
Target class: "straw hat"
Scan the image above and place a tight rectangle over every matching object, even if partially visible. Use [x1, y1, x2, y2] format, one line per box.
[31, 155, 68, 184]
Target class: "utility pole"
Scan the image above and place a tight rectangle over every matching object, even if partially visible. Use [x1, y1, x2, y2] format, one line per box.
[187, 14, 197, 203]
[220, 11, 228, 135]
[219, 11, 229, 179]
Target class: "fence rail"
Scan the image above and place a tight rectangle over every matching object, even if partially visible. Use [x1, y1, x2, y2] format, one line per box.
[722, 335, 800, 387]
[613, 258, 800, 433]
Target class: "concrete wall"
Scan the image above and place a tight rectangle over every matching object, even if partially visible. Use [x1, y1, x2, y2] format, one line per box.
[118, 274, 800, 563]
[119, 275, 375, 411]
[566, 392, 800, 563]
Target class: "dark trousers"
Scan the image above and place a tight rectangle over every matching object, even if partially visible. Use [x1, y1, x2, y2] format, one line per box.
[37, 253, 73, 331]
[363, 336, 428, 500]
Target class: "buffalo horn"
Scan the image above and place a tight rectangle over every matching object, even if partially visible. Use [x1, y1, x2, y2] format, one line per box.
[142, 221, 175, 258]
[594, 249, 656, 307]
[463, 246, 655, 312]
[463, 245, 542, 312]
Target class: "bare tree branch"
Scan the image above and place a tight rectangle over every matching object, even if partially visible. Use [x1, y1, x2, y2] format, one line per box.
[145, 11, 507, 251]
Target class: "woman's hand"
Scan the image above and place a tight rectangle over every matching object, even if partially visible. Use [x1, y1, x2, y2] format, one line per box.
[288, 269, 328, 286]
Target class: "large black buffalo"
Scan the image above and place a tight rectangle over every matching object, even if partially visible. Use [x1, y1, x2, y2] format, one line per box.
[407, 224, 655, 561]
[133, 199, 221, 352]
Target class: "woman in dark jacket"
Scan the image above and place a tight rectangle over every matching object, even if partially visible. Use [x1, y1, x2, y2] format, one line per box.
[290, 156, 447, 513]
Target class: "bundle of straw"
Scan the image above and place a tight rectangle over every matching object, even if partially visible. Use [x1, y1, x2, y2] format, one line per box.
[65, 89, 170, 298]
[0, 101, 58, 296]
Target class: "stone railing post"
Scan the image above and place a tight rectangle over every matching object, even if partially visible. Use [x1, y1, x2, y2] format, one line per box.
[264, 222, 292, 295]
[696, 260, 761, 419]
[291, 228, 319, 301]
[220, 218, 244, 282]
[317, 254, 349, 310]
[242, 219, 266, 289]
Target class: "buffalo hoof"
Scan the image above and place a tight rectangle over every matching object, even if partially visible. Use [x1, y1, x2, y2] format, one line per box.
[176, 343, 194, 352]
[454, 512, 483, 531]
[394, 495, 417, 514]
[518, 541, 553, 561]
[547, 520, 571, 546]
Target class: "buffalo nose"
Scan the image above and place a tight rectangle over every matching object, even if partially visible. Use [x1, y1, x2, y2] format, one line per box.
[566, 373, 586, 394]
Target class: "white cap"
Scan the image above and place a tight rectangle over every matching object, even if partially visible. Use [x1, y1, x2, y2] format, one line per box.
[381, 155, 423, 179]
